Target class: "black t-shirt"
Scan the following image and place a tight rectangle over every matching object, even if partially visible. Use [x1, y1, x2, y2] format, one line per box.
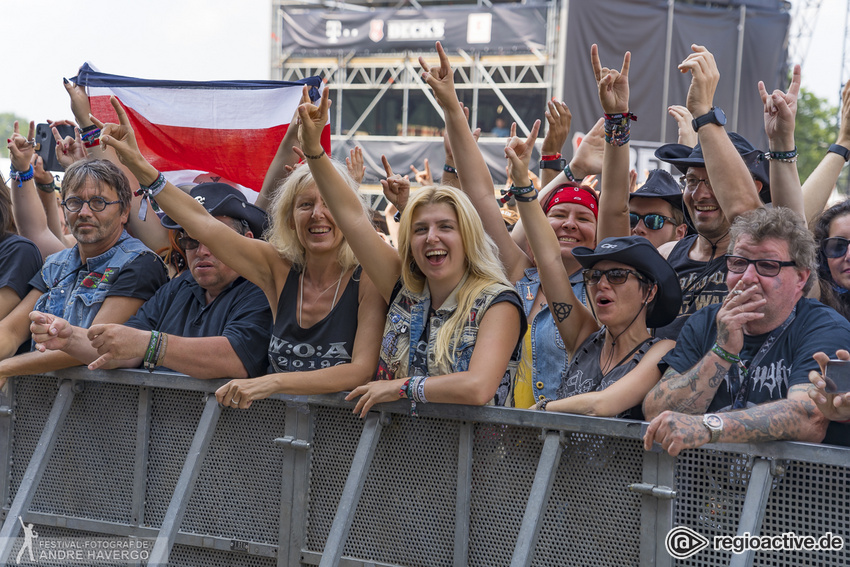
[125, 271, 273, 377]
[0, 234, 42, 299]
[654, 234, 728, 340]
[662, 298, 850, 411]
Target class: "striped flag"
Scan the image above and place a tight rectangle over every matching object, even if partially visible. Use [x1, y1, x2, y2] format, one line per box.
[72, 63, 329, 195]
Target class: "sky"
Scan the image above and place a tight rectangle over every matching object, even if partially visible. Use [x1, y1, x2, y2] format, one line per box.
[0, 0, 847, 122]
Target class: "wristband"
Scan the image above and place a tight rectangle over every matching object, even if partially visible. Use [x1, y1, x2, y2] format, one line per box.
[393, 210, 401, 223]
[710, 343, 746, 373]
[563, 163, 579, 183]
[541, 153, 561, 161]
[9, 165, 34, 188]
[443, 164, 457, 175]
[80, 124, 99, 134]
[510, 183, 537, 202]
[303, 149, 325, 160]
[36, 180, 57, 194]
[828, 144, 850, 162]
[761, 147, 798, 163]
[134, 172, 167, 221]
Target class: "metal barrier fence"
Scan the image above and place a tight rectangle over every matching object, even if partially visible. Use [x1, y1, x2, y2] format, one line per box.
[0, 369, 847, 566]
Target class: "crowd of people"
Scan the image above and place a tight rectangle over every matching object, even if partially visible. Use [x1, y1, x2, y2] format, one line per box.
[3, 40, 850, 455]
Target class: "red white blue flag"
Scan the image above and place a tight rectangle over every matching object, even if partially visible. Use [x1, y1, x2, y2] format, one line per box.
[72, 63, 329, 195]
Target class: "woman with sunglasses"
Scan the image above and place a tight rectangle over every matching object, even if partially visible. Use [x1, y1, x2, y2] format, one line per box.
[504, 48, 681, 417]
[813, 200, 850, 319]
[96, 95, 388, 408]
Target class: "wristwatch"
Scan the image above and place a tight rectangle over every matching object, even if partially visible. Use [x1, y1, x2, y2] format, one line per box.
[828, 144, 850, 162]
[702, 413, 724, 444]
[691, 107, 727, 132]
[539, 158, 566, 170]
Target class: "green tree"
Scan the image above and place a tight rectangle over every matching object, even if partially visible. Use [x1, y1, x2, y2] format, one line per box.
[795, 88, 842, 186]
[0, 112, 29, 158]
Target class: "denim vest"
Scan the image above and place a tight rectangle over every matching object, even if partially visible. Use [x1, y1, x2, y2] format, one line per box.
[514, 267, 587, 402]
[376, 278, 519, 406]
[33, 230, 153, 329]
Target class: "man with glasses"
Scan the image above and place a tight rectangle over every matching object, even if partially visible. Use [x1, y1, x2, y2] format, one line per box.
[0, 158, 167, 388]
[628, 169, 688, 250]
[642, 207, 850, 455]
[32, 183, 272, 379]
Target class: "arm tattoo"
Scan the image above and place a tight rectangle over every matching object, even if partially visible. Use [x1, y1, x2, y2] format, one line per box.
[551, 302, 572, 323]
[716, 321, 730, 346]
[707, 362, 727, 388]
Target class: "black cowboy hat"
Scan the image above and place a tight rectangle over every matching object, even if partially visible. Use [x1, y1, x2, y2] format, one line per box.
[654, 132, 771, 204]
[572, 235, 682, 328]
[629, 169, 683, 210]
[161, 183, 268, 237]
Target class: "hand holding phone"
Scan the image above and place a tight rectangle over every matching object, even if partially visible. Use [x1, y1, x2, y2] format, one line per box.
[824, 359, 850, 394]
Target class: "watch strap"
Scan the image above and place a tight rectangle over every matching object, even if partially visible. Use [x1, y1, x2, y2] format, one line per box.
[828, 144, 850, 162]
[539, 158, 566, 170]
[703, 414, 723, 444]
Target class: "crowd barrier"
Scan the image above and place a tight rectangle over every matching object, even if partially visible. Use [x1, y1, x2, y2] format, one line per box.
[0, 369, 847, 566]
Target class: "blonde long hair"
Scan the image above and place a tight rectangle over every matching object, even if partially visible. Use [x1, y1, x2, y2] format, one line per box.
[265, 161, 367, 271]
[398, 186, 512, 370]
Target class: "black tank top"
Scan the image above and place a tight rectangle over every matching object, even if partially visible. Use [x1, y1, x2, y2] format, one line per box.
[654, 234, 727, 339]
[267, 266, 361, 373]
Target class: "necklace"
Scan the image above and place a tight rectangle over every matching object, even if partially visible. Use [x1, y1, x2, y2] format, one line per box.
[299, 266, 345, 327]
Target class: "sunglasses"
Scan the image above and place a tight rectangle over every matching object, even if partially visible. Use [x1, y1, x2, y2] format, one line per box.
[725, 255, 796, 277]
[583, 268, 648, 286]
[177, 235, 201, 250]
[61, 196, 121, 213]
[629, 212, 677, 231]
[822, 237, 850, 259]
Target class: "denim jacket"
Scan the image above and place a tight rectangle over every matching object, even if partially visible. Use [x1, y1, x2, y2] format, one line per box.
[376, 278, 520, 406]
[33, 230, 152, 328]
[514, 267, 587, 402]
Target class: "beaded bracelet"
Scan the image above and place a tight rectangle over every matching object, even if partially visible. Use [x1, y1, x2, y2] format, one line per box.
[36, 180, 57, 194]
[761, 147, 798, 163]
[9, 165, 34, 188]
[134, 172, 167, 220]
[303, 149, 325, 160]
[443, 164, 457, 175]
[603, 112, 637, 147]
[537, 398, 551, 411]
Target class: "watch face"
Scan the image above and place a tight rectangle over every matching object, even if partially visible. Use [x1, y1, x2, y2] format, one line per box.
[706, 415, 723, 429]
[712, 107, 727, 126]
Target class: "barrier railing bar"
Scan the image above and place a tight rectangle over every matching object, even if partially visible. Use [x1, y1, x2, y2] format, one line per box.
[509, 430, 564, 567]
[318, 412, 384, 567]
[147, 394, 222, 567]
[280, 402, 313, 567]
[0, 379, 16, 517]
[641, 449, 677, 567]
[453, 421, 473, 567]
[132, 386, 152, 526]
[0, 379, 75, 565]
[729, 458, 775, 567]
[302, 549, 405, 566]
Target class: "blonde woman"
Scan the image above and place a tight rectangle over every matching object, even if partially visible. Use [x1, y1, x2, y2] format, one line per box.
[296, 87, 525, 416]
[97, 95, 387, 407]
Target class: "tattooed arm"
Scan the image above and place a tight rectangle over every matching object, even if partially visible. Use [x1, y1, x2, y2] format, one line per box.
[644, 385, 827, 456]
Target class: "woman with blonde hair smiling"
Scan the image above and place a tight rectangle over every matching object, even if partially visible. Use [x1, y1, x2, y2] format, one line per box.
[96, 93, 387, 406]
[293, 65, 525, 415]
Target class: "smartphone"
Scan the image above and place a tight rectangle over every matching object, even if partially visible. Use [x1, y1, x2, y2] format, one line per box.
[824, 359, 850, 394]
[34, 123, 76, 172]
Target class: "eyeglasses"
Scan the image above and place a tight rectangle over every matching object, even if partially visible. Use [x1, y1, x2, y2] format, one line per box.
[679, 175, 711, 191]
[177, 235, 201, 250]
[630, 212, 677, 231]
[61, 196, 122, 212]
[583, 268, 648, 286]
[822, 237, 850, 259]
[725, 255, 796, 277]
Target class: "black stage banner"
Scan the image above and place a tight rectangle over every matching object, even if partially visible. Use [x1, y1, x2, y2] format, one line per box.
[282, 4, 547, 54]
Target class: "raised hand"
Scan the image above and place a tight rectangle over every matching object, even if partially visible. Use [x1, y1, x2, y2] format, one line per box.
[380, 155, 411, 212]
[419, 41, 457, 108]
[542, 100, 571, 156]
[570, 118, 605, 179]
[52, 125, 87, 168]
[95, 96, 145, 170]
[678, 44, 720, 118]
[63, 76, 95, 127]
[7, 121, 36, 172]
[296, 87, 330, 157]
[505, 120, 541, 188]
[409, 159, 433, 186]
[591, 44, 631, 115]
[668, 105, 698, 147]
[759, 64, 800, 148]
[346, 146, 366, 184]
